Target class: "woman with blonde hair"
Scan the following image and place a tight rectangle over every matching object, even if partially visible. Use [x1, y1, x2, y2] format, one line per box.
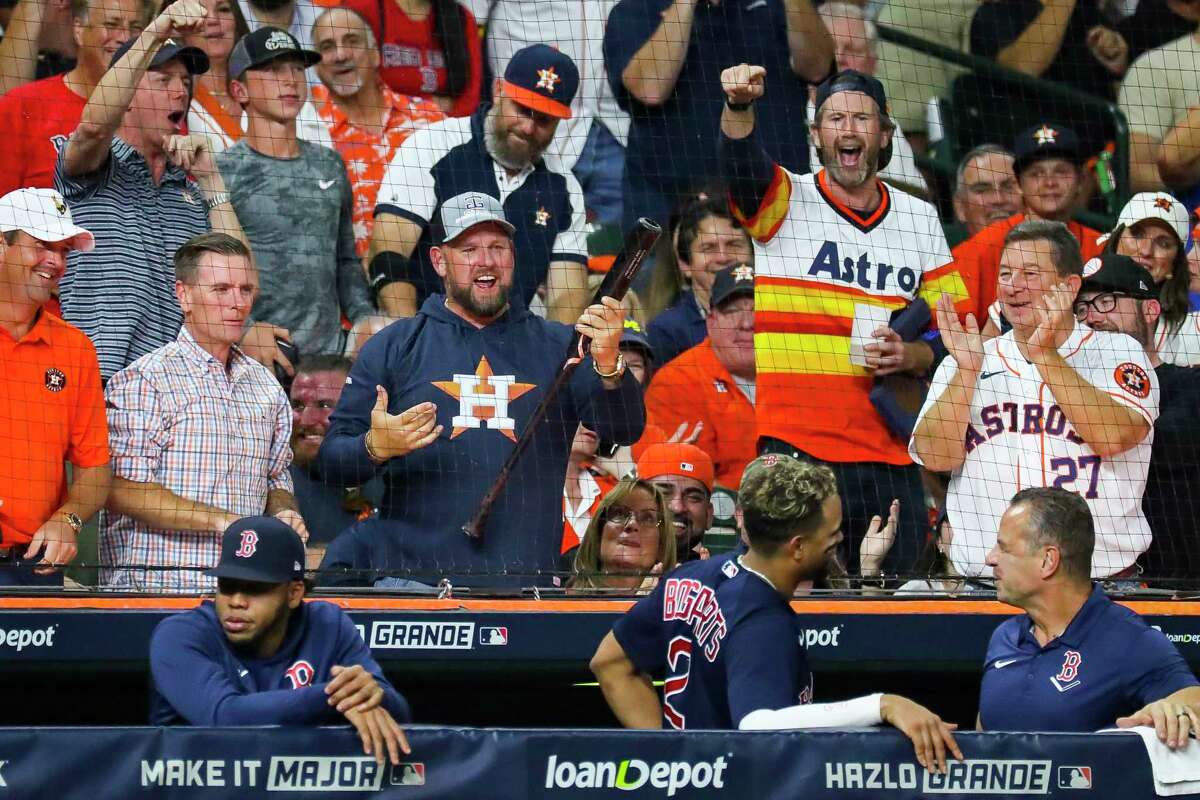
[570, 477, 677, 593]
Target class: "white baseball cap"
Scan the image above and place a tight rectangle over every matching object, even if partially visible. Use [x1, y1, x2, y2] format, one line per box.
[0, 188, 95, 252]
[1105, 191, 1190, 250]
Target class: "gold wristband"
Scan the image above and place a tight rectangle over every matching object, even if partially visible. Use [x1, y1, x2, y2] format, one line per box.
[592, 353, 626, 380]
[364, 430, 387, 464]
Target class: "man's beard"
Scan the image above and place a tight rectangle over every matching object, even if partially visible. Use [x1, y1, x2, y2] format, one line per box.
[447, 277, 510, 319]
[486, 106, 538, 171]
[325, 69, 364, 98]
[818, 138, 879, 191]
[290, 429, 322, 468]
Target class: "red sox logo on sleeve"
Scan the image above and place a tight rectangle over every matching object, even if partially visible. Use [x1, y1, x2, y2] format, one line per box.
[1050, 650, 1082, 692]
[234, 531, 259, 558]
[284, 660, 315, 689]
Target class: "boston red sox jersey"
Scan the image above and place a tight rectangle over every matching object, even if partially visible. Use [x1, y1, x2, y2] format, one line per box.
[980, 584, 1197, 732]
[735, 167, 968, 464]
[1155, 310, 1200, 366]
[613, 552, 813, 730]
[149, 600, 410, 726]
[911, 322, 1159, 577]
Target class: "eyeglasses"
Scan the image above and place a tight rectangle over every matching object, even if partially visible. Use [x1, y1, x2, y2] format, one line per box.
[1072, 292, 1129, 319]
[604, 506, 663, 528]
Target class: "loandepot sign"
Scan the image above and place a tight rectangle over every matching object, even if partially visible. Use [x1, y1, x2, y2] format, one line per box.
[544, 754, 729, 796]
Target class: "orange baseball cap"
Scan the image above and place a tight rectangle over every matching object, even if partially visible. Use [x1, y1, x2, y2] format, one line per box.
[637, 443, 715, 492]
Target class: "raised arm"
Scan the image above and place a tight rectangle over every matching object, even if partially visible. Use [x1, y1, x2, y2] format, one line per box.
[1025, 285, 1150, 457]
[987, 0, 1076, 77]
[718, 64, 783, 232]
[910, 295, 983, 473]
[0, 0, 50, 95]
[618, 0, 699, 107]
[784, 0, 834, 82]
[65, 0, 207, 176]
[1157, 106, 1200, 189]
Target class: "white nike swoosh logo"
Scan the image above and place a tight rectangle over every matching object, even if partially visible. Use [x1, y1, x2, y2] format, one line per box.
[318, 179, 336, 190]
[238, 669, 249, 678]
[993, 658, 1021, 669]
[746, 0, 767, 8]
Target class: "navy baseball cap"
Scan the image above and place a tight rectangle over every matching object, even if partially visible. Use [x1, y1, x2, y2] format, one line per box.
[619, 318, 655, 363]
[206, 516, 305, 584]
[110, 36, 209, 74]
[1013, 123, 1084, 174]
[1080, 252, 1159, 300]
[813, 70, 893, 170]
[229, 27, 320, 81]
[500, 44, 579, 119]
[710, 263, 755, 309]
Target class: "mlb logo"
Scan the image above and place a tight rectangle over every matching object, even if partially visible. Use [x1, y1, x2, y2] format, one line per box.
[479, 626, 508, 646]
[391, 762, 426, 786]
[1058, 766, 1092, 789]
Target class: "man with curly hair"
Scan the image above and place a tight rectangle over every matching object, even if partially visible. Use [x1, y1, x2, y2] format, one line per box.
[590, 454, 963, 774]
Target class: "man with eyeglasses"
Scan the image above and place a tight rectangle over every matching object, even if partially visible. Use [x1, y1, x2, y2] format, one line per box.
[950, 145, 1022, 245]
[951, 124, 1105, 330]
[1073, 253, 1200, 585]
[912, 226, 1159, 580]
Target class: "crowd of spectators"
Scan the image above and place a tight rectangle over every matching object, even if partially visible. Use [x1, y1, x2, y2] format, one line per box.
[3, 0, 1200, 596]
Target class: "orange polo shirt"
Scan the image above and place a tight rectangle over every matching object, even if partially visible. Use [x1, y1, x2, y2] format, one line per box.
[0, 311, 108, 545]
[644, 339, 756, 490]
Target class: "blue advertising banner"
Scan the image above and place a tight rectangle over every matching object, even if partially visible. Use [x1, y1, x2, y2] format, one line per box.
[0, 726, 1191, 799]
[0, 599, 1198, 668]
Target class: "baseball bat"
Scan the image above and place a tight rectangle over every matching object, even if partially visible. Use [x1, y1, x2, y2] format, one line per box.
[462, 217, 663, 540]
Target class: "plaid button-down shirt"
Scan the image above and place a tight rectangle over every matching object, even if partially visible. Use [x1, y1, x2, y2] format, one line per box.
[100, 328, 293, 592]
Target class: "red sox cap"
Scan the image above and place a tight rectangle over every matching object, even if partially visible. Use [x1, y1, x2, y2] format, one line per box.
[206, 516, 305, 584]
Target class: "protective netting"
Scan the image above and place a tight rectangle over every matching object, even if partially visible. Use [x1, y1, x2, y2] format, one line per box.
[0, 0, 1197, 595]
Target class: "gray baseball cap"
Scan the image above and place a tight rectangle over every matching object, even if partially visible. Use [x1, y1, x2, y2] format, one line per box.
[439, 192, 515, 244]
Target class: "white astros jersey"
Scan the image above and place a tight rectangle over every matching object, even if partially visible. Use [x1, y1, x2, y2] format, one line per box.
[911, 322, 1159, 577]
[740, 168, 967, 464]
[1156, 310, 1200, 366]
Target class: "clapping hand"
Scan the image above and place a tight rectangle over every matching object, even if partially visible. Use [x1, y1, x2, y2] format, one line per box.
[936, 293, 984, 375]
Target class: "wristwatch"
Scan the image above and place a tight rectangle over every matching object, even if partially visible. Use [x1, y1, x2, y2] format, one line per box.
[62, 512, 83, 534]
[204, 191, 230, 211]
[593, 353, 626, 381]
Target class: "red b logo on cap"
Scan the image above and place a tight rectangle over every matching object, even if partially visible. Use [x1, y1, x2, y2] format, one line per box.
[235, 531, 259, 558]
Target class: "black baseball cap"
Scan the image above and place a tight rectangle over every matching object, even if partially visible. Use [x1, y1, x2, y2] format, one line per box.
[228, 27, 320, 81]
[1080, 253, 1159, 300]
[206, 516, 305, 584]
[1013, 123, 1084, 175]
[813, 69, 893, 170]
[110, 36, 209, 74]
[710, 263, 755, 309]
